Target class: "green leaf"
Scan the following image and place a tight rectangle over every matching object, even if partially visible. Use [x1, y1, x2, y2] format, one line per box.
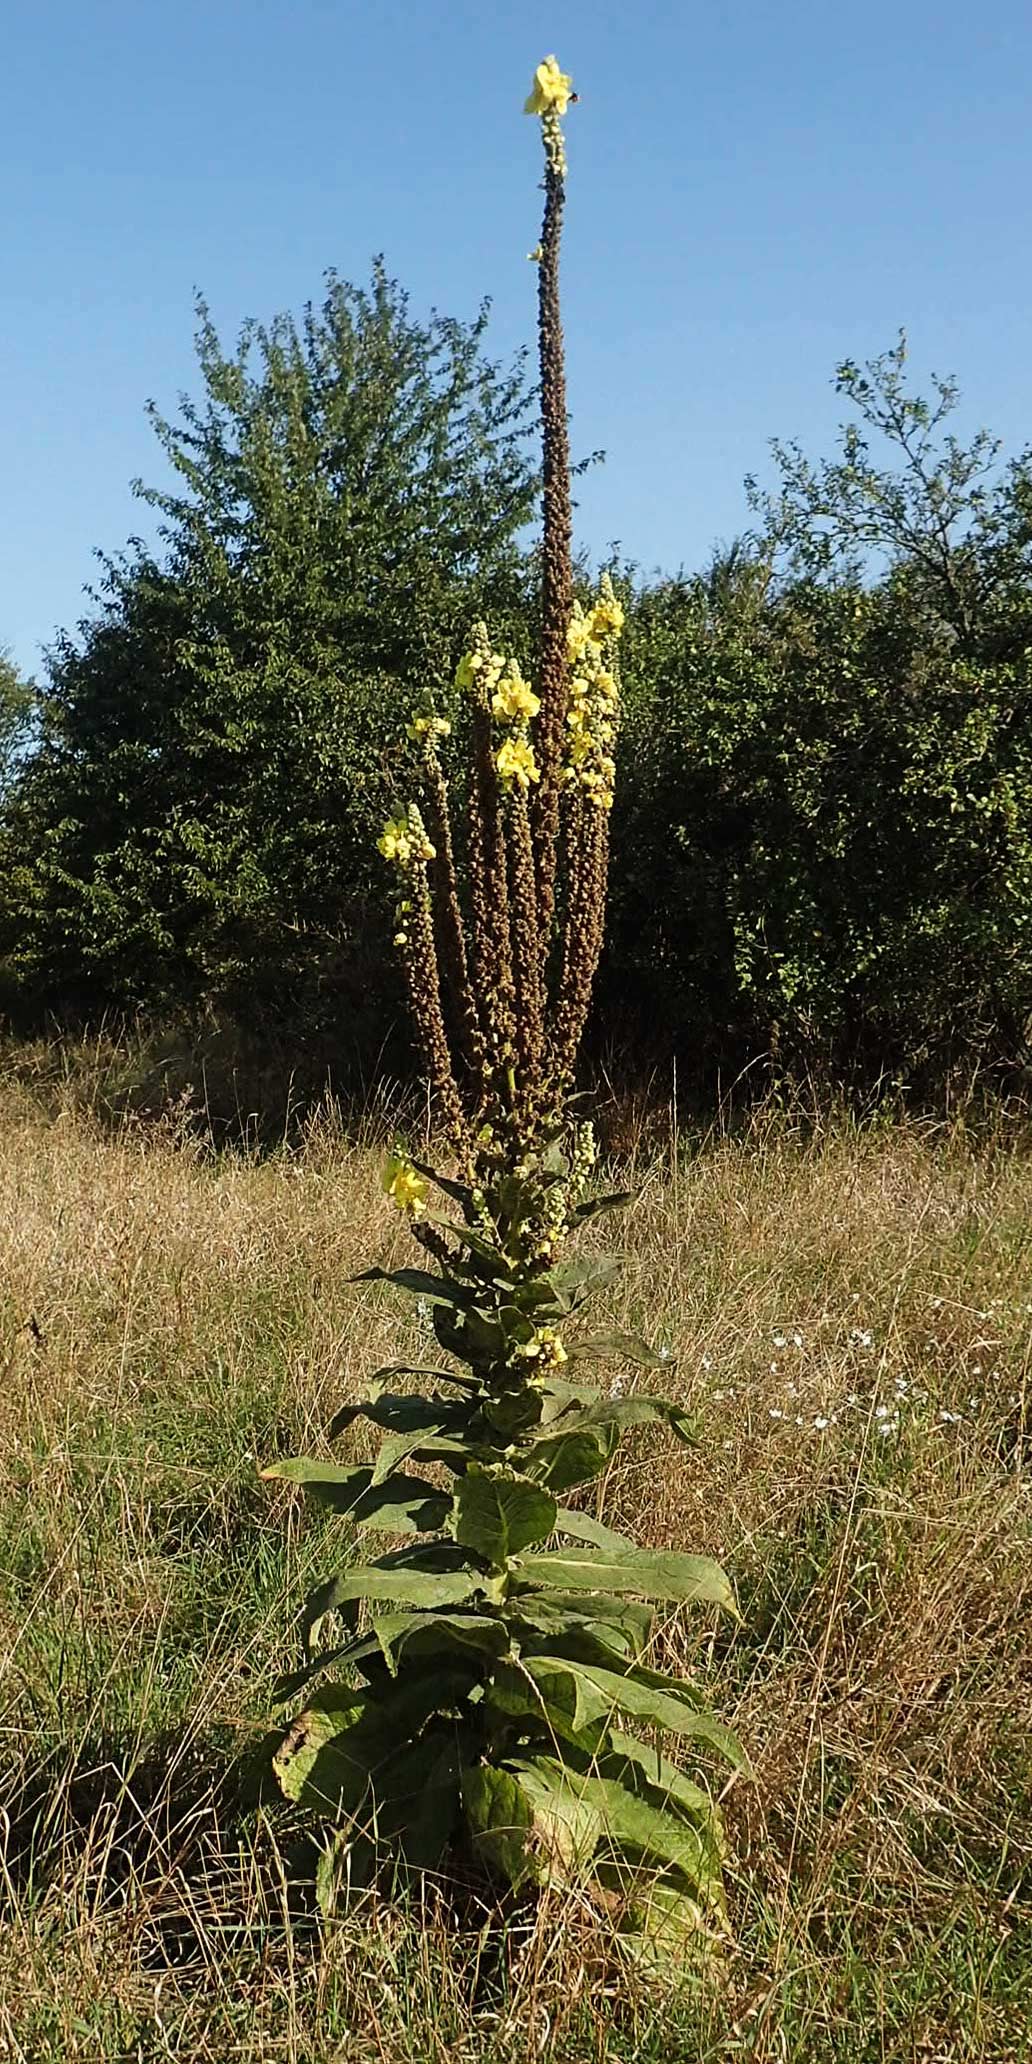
[302, 1574, 361, 1655]
[512, 1593, 653, 1661]
[261, 1458, 372, 1506]
[328, 1390, 469, 1441]
[352, 1476, 453, 1533]
[574, 1396, 695, 1444]
[370, 1422, 450, 1484]
[351, 1266, 470, 1309]
[506, 1757, 721, 1899]
[461, 1764, 537, 1889]
[572, 1192, 634, 1224]
[569, 1330, 673, 1369]
[515, 1545, 737, 1614]
[454, 1466, 558, 1565]
[482, 1385, 546, 1440]
[310, 1562, 484, 1611]
[274, 1676, 473, 1817]
[371, 1610, 511, 1677]
[262, 1459, 450, 1532]
[367, 1362, 482, 1394]
[521, 1422, 618, 1492]
[506, 1758, 604, 1881]
[546, 1256, 621, 1313]
[553, 1507, 636, 1553]
[410, 1159, 475, 1214]
[605, 1730, 718, 1831]
[524, 1657, 747, 1771]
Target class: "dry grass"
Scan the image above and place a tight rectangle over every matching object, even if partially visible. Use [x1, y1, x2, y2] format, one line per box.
[1, 1072, 1030, 2061]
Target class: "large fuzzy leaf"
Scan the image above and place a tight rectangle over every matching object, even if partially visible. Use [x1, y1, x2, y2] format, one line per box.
[545, 1256, 621, 1313]
[568, 1330, 673, 1370]
[572, 1191, 634, 1224]
[304, 1562, 484, 1612]
[328, 1390, 472, 1441]
[461, 1764, 536, 1889]
[369, 1423, 452, 1484]
[351, 1266, 471, 1309]
[506, 1756, 721, 1900]
[486, 1656, 613, 1736]
[515, 1544, 736, 1613]
[261, 1459, 451, 1533]
[275, 1678, 470, 1819]
[454, 1466, 557, 1565]
[521, 1421, 619, 1492]
[517, 1656, 747, 1771]
[553, 1507, 636, 1553]
[604, 1730, 720, 1833]
[512, 1593, 653, 1661]
[370, 1610, 511, 1677]
[573, 1396, 695, 1445]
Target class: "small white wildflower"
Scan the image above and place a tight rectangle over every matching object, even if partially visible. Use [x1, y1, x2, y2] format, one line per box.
[792, 1331, 803, 1349]
[846, 1392, 860, 1407]
[770, 1360, 779, 1374]
[772, 1333, 787, 1349]
[609, 1372, 626, 1399]
[939, 1408, 960, 1424]
[768, 1407, 784, 1421]
[814, 1415, 829, 1431]
[701, 1353, 713, 1372]
[877, 1419, 898, 1438]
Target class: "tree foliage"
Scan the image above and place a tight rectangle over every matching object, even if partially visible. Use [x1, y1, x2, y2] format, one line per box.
[2, 266, 537, 1024]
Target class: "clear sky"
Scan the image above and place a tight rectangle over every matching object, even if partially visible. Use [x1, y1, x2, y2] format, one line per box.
[4, 0, 1030, 679]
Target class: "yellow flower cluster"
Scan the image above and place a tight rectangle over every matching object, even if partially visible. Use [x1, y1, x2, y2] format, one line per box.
[377, 805, 436, 868]
[524, 53, 574, 178]
[406, 712, 451, 743]
[517, 1324, 568, 1368]
[454, 637, 505, 696]
[382, 1153, 428, 1218]
[496, 735, 540, 791]
[491, 663, 540, 724]
[562, 578, 624, 811]
[524, 55, 573, 117]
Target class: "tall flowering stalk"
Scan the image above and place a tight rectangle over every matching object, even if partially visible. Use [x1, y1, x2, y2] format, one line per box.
[264, 57, 743, 1958]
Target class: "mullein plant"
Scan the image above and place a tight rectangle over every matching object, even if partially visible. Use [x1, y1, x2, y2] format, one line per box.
[264, 55, 745, 1956]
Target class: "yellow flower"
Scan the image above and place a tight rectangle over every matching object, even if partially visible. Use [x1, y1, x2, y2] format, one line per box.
[527, 244, 544, 263]
[595, 669, 618, 702]
[454, 651, 480, 691]
[491, 667, 541, 723]
[524, 54, 573, 117]
[495, 736, 540, 790]
[378, 815, 413, 865]
[591, 594, 625, 639]
[406, 713, 452, 742]
[566, 605, 592, 660]
[382, 1154, 428, 1218]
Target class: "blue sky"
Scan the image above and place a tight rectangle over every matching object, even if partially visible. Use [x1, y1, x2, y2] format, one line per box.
[4, 0, 1030, 679]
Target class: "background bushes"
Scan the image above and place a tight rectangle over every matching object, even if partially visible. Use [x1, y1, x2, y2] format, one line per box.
[3, 301, 1032, 1106]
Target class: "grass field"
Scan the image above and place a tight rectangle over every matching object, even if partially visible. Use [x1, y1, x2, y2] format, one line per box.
[1, 1066, 1030, 2061]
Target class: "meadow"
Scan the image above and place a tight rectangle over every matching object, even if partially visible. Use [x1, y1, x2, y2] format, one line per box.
[1, 1061, 1030, 2062]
